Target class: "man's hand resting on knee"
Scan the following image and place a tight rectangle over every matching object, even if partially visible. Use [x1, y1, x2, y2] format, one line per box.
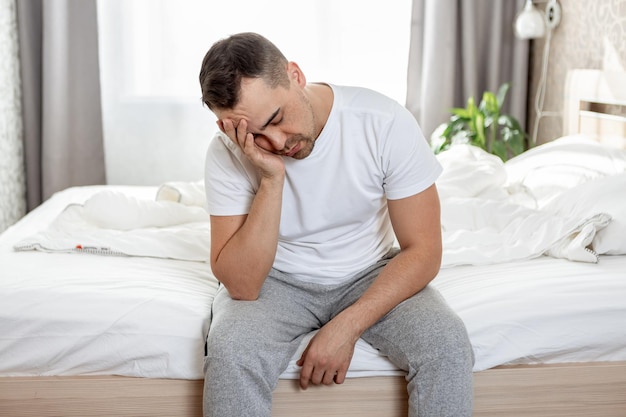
[296, 318, 359, 389]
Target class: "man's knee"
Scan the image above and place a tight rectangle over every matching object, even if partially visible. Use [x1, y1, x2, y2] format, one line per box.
[433, 311, 474, 366]
[394, 287, 474, 367]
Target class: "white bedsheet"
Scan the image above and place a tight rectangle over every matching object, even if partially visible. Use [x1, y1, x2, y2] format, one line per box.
[0, 186, 401, 380]
[0, 186, 216, 379]
[281, 255, 626, 377]
[434, 255, 626, 370]
[0, 186, 401, 379]
[2, 172, 626, 380]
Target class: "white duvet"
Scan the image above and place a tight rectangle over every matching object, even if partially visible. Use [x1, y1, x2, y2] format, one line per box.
[436, 138, 626, 264]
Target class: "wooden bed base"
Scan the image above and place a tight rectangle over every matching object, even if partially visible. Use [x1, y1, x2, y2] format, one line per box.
[2, 361, 625, 417]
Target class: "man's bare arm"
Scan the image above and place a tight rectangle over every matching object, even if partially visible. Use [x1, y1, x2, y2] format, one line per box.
[210, 119, 285, 300]
[297, 184, 442, 388]
[336, 183, 442, 332]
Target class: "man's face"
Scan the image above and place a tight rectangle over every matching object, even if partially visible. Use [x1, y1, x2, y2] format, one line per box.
[215, 74, 318, 160]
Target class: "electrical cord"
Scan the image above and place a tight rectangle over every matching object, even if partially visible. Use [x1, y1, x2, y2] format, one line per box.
[531, 0, 561, 144]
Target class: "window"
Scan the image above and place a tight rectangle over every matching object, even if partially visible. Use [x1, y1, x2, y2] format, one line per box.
[98, 0, 412, 184]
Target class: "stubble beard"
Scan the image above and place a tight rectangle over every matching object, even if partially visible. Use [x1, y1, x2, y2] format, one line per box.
[288, 92, 319, 160]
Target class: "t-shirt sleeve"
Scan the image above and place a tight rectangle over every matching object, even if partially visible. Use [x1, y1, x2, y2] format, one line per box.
[381, 103, 442, 200]
[204, 132, 260, 216]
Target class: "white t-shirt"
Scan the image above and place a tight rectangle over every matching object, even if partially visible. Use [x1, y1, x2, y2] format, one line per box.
[204, 84, 442, 284]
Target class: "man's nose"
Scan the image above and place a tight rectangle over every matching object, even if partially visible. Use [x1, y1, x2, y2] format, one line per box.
[264, 131, 288, 151]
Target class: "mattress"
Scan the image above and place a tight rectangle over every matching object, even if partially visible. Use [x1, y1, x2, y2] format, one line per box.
[1, 185, 626, 381]
[282, 255, 626, 377]
[0, 186, 398, 380]
[0, 186, 216, 380]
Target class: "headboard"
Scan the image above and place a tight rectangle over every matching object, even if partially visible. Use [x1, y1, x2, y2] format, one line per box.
[564, 69, 626, 149]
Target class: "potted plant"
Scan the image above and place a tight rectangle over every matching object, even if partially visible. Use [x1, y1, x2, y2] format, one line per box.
[430, 83, 526, 161]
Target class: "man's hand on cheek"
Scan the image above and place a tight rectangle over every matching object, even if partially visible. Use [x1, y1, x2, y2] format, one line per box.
[219, 118, 244, 146]
[219, 118, 286, 180]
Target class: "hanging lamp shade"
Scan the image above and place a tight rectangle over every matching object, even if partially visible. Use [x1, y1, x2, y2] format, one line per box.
[514, 0, 546, 39]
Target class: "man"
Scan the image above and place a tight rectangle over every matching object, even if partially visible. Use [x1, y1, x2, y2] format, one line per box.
[199, 32, 473, 417]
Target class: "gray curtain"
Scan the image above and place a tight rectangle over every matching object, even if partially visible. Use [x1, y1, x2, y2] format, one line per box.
[406, 0, 529, 141]
[16, 0, 105, 211]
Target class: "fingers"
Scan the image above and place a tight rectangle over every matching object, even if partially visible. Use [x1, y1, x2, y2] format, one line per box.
[299, 361, 313, 390]
[236, 119, 250, 148]
[334, 366, 348, 385]
[221, 119, 256, 158]
[297, 328, 356, 390]
[298, 355, 346, 389]
[321, 368, 336, 385]
[222, 119, 245, 146]
[220, 118, 234, 138]
[299, 362, 337, 390]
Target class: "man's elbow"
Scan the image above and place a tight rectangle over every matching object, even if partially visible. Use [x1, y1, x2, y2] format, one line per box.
[215, 276, 262, 300]
[214, 272, 263, 300]
[211, 262, 264, 301]
[405, 243, 442, 284]
[427, 246, 443, 280]
[227, 288, 261, 301]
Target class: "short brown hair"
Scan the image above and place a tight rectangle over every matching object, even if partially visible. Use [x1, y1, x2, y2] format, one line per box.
[199, 32, 290, 111]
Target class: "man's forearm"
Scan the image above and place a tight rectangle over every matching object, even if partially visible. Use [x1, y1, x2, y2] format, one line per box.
[296, 245, 441, 389]
[332, 246, 441, 340]
[212, 175, 284, 300]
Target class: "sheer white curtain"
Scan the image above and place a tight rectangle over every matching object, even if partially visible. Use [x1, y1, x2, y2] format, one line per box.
[97, 0, 412, 185]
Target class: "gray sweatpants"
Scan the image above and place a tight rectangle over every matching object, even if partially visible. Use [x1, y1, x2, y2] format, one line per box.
[203, 253, 474, 416]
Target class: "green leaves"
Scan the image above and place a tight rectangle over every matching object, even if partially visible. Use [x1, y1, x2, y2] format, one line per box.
[431, 83, 527, 161]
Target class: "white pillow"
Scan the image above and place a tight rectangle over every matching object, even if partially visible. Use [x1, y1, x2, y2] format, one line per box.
[156, 180, 206, 207]
[544, 172, 626, 255]
[505, 135, 626, 207]
[436, 144, 508, 201]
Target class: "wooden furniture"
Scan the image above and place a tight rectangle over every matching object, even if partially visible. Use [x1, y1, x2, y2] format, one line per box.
[564, 69, 626, 148]
[3, 362, 626, 416]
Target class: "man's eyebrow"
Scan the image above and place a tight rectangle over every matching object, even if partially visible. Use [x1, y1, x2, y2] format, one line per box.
[260, 108, 280, 130]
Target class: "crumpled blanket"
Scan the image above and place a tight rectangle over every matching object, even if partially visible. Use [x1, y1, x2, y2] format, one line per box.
[14, 143, 616, 266]
[14, 190, 211, 262]
[436, 144, 613, 266]
[440, 196, 610, 267]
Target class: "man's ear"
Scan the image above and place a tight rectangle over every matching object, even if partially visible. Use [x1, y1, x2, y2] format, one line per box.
[287, 61, 306, 87]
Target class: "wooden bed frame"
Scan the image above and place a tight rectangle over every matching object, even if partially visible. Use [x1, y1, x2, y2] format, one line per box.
[2, 362, 626, 416]
[563, 69, 626, 148]
[2, 69, 626, 416]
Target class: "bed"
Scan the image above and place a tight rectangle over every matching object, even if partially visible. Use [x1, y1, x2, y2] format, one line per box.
[1, 69, 626, 416]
